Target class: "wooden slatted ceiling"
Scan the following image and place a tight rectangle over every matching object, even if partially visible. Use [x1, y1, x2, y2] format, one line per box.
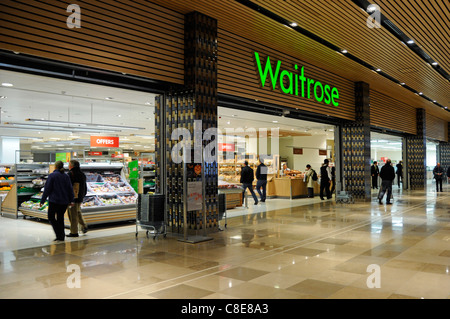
[370, 90, 417, 135]
[218, 29, 355, 120]
[251, 0, 449, 109]
[426, 114, 448, 142]
[375, 0, 450, 77]
[0, 0, 185, 84]
[157, 0, 450, 122]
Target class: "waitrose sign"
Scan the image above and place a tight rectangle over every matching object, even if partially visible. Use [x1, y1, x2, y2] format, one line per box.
[254, 52, 340, 107]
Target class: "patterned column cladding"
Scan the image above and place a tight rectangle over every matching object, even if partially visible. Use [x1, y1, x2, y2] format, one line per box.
[342, 82, 371, 200]
[439, 122, 450, 175]
[184, 12, 219, 231]
[406, 108, 426, 190]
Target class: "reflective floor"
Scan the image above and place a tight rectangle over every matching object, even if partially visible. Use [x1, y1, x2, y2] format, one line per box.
[0, 184, 449, 299]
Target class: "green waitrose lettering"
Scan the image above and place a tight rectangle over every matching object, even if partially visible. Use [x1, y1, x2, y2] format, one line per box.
[254, 52, 340, 107]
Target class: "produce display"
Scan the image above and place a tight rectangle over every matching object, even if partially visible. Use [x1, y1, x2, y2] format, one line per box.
[20, 200, 48, 212]
[118, 194, 137, 204]
[109, 183, 134, 193]
[19, 171, 136, 212]
[98, 195, 122, 206]
[218, 180, 240, 189]
[88, 182, 113, 193]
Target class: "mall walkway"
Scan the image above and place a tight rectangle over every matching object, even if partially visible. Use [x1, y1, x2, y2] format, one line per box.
[0, 184, 449, 299]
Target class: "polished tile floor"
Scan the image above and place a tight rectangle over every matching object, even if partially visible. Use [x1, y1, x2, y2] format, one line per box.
[0, 183, 449, 299]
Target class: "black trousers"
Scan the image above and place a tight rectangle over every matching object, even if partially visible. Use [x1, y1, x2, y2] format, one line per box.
[378, 180, 393, 203]
[320, 180, 331, 199]
[436, 179, 443, 192]
[48, 202, 68, 240]
[372, 176, 378, 188]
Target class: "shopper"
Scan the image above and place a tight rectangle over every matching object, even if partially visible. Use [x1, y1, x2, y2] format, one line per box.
[304, 164, 316, 198]
[255, 158, 267, 202]
[330, 165, 336, 195]
[378, 159, 395, 204]
[40, 161, 74, 241]
[447, 166, 450, 182]
[396, 161, 403, 188]
[240, 161, 258, 205]
[371, 161, 379, 189]
[433, 163, 444, 192]
[320, 159, 332, 200]
[67, 160, 88, 237]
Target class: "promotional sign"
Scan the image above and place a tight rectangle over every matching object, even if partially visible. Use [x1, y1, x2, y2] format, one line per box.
[55, 152, 71, 163]
[90, 136, 119, 148]
[88, 151, 102, 156]
[218, 143, 235, 152]
[187, 181, 203, 211]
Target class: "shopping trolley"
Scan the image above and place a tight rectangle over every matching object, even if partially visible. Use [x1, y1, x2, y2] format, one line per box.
[136, 194, 167, 239]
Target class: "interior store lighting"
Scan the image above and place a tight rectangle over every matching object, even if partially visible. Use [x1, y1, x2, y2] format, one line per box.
[25, 118, 145, 131]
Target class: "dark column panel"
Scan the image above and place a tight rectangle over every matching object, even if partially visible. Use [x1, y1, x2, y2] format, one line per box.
[342, 82, 371, 200]
[406, 108, 427, 190]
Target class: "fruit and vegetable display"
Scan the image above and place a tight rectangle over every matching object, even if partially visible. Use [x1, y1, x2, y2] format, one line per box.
[20, 200, 48, 212]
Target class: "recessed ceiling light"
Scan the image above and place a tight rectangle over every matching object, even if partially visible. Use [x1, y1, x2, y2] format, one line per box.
[290, 22, 298, 27]
[431, 62, 438, 66]
[376, 68, 381, 72]
[400, 82, 405, 85]
[117, 114, 122, 117]
[1, 83, 13, 87]
[0, 96, 6, 99]
[367, 4, 377, 12]
[418, 92, 423, 95]
[145, 102, 152, 105]
[105, 97, 114, 100]
[407, 40, 414, 44]
[341, 49, 348, 54]
[272, 120, 278, 123]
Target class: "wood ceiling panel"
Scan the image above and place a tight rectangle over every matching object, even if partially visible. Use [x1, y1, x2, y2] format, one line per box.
[154, 0, 449, 122]
[250, 0, 449, 108]
[375, 0, 450, 74]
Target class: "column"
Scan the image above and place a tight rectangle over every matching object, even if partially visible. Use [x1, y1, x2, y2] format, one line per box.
[342, 82, 371, 200]
[406, 108, 427, 190]
[155, 11, 218, 233]
[438, 122, 450, 178]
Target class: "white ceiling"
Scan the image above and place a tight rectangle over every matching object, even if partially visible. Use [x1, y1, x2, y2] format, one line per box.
[0, 70, 335, 155]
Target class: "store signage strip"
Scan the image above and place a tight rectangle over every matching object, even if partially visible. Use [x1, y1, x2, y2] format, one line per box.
[254, 52, 340, 107]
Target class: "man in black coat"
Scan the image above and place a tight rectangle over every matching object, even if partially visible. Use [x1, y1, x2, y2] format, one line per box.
[371, 161, 379, 189]
[240, 161, 258, 205]
[396, 161, 403, 188]
[320, 159, 332, 200]
[67, 160, 88, 236]
[378, 159, 395, 204]
[433, 163, 444, 192]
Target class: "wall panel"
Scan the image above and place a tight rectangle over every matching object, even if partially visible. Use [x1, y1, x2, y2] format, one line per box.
[217, 29, 355, 121]
[370, 90, 417, 135]
[0, 0, 185, 84]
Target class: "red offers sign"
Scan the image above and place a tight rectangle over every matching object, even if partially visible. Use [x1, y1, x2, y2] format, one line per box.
[218, 143, 235, 152]
[90, 136, 119, 148]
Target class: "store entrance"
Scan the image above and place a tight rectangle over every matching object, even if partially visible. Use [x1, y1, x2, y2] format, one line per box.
[370, 132, 404, 190]
[218, 107, 336, 211]
[426, 140, 439, 185]
[0, 69, 158, 223]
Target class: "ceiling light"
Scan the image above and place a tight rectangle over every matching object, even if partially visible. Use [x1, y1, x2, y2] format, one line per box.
[272, 120, 278, 123]
[407, 40, 414, 44]
[0, 96, 6, 99]
[290, 22, 298, 27]
[376, 68, 381, 72]
[1, 83, 13, 87]
[145, 102, 152, 105]
[25, 118, 144, 131]
[105, 97, 114, 100]
[431, 62, 438, 66]
[418, 92, 423, 95]
[400, 82, 405, 85]
[367, 4, 377, 12]
[341, 49, 348, 54]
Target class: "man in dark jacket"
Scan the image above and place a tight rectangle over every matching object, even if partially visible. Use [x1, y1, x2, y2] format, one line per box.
[40, 161, 74, 241]
[67, 160, 88, 237]
[371, 161, 379, 189]
[240, 161, 258, 205]
[396, 161, 403, 188]
[378, 159, 395, 204]
[320, 159, 332, 200]
[433, 163, 444, 192]
[256, 158, 268, 202]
